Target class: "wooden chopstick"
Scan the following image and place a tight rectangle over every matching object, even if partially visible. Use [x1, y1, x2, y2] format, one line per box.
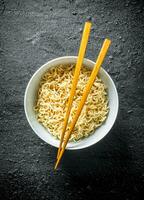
[55, 39, 111, 169]
[56, 21, 92, 159]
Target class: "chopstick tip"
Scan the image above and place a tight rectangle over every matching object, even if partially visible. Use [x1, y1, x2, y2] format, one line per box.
[105, 38, 111, 45]
[86, 20, 92, 26]
[54, 162, 58, 170]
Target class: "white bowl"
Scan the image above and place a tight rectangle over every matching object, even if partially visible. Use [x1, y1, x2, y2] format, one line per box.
[24, 56, 119, 150]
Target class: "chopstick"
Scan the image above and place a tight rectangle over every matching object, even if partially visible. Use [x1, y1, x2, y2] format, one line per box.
[55, 39, 111, 169]
[56, 21, 91, 159]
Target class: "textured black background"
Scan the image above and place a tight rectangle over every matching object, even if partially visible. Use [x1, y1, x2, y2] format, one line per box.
[0, 0, 144, 199]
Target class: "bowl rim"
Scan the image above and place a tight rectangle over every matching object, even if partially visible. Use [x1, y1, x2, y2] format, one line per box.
[24, 56, 119, 150]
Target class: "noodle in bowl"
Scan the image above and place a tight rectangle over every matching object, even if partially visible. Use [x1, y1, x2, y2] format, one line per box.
[35, 65, 109, 142]
[24, 56, 119, 150]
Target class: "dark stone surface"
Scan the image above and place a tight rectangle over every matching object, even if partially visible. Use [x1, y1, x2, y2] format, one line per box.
[0, 0, 144, 199]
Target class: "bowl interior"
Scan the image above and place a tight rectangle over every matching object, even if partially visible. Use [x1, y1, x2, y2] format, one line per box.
[24, 56, 118, 150]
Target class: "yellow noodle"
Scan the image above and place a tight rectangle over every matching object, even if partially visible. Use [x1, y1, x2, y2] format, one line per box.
[35, 64, 109, 142]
